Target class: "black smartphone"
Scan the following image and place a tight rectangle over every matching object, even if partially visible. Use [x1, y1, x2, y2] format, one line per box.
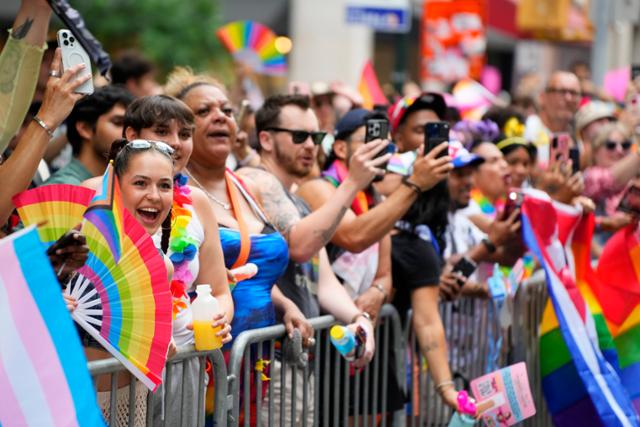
[46, 230, 80, 256]
[569, 147, 580, 174]
[502, 190, 524, 220]
[365, 117, 391, 181]
[550, 133, 570, 166]
[365, 118, 389, 143]
[452, 257, 477, 281]
[424, 121, 450, 158]
[617, 183, 640, 216]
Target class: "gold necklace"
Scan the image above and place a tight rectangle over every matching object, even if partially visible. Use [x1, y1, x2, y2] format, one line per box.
[184, 169, 231, 210]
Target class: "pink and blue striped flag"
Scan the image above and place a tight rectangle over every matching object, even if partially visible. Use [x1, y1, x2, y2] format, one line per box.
[0, 226, 105, 427]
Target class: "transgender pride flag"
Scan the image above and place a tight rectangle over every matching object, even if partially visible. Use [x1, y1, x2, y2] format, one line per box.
[0, 226, 104, 427]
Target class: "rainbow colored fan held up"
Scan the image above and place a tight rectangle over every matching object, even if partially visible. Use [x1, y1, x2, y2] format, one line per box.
[216, 20, 287, 76]
[12, 167, 173, 392]
[12, 184, 95, 247]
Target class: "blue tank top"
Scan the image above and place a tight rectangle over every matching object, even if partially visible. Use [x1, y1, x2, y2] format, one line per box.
[220, 225, 288, 346]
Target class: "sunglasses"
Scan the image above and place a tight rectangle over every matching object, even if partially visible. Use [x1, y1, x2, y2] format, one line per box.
[126, 139, 175, 157]
[604, 140, 632, 151]
[267, 127, 327, 145]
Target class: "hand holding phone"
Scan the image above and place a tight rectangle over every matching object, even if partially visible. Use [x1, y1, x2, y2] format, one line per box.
[501, 190, 524, 221]
[57, 29, 94, 95]
[452, 256, 478, 281]
[550, 133, 570, 168]
[424, 122, 450, 158]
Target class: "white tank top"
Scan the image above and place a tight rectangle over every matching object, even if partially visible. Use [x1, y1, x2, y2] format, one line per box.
[153, 203, 205, 346]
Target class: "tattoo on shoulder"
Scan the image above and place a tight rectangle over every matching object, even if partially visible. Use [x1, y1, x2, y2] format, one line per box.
[254, 171, 301, 236]
[12, 18, 34, 39]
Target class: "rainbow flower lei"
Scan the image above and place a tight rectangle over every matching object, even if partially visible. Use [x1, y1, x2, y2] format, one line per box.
[169, 173, 198, 318]
[470, 188, 505, 219]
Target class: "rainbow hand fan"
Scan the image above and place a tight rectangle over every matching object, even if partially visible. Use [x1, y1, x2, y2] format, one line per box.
[216, 20, 287, 76]
[12, 184, 95, 247]
[68, 165, 172, 391]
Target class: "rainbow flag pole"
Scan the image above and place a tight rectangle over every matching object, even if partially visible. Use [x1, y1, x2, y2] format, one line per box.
[0, 226, 105, 426]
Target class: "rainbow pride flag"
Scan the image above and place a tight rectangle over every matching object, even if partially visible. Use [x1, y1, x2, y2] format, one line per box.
[521, 191, 638, 426]
[0, 226, 104, 427]
[594, 223, 640, 414]
[357, 60, 387, 109]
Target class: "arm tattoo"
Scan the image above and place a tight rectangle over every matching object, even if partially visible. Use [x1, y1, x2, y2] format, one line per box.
[313, 205, 348, 244]
[12, 18, 34, 39]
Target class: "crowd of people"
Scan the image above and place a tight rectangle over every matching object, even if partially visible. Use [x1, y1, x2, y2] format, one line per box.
[2, 0, 640, 426]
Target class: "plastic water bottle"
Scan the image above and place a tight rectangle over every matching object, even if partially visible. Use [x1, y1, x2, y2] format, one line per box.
[447, 412, 475, 427]
[330, 325, 356, 357]
[191, 284, 222, 351]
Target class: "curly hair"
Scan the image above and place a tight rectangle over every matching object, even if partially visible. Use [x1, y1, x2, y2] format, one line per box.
[164, 66, 226, 100]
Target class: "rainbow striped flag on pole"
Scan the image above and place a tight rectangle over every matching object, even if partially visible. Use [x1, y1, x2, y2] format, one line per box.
[521, 191, 638, 426]
[594, 223, 640, 414]
[0, 226, 105, 427]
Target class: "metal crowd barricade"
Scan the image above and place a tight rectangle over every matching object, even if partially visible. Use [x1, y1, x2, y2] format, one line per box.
[88, 346, 227, 427]
[224, 304, 405, 427]
[403, 296, 503, 426]
[512, 272, 553, 427]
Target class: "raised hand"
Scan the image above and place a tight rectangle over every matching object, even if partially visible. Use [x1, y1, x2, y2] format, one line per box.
[345, 138, 392, 190]
[409, 142, 453, 192]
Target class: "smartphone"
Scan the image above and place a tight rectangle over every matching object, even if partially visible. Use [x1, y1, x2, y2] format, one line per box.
[502, 190, 524, 220]
[569, 147, 580, 175]
[424, 121, 450, 158]
[617, 183, 640, 216]
[452, 256, 477, 280]
[365, 117, 391, 181]
[57, 29, 94, 95]
[550, 133, 570, 166]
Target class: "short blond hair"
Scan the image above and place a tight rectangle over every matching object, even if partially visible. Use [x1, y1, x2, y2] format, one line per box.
[164, 66, 226, 100]
[592, 121, 631, 150]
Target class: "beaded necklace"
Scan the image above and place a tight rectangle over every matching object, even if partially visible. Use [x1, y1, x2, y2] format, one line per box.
[169, 173, 198, 318]
[470, 188, 505, 220]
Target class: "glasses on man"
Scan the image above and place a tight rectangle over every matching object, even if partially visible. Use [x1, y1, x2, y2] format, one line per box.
[604, 140, 632, 151]
[126, 139, 175, 157]
[546, 87, 581, 98]
[266, 128, 327, 145]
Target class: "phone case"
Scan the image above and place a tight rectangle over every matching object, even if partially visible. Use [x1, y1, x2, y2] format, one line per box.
[57, 29, 94, 95]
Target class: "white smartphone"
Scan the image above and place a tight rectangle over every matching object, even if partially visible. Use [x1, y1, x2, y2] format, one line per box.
[56, 29, 94, 95]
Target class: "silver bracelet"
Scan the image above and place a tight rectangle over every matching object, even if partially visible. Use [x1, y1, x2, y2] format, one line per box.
[32, 116, 54, 138]
[371, 283, 388, 303]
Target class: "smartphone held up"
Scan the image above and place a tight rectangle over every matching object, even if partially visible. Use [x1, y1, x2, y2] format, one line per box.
[56, 29, 94, 95]
[424, 121, 450, 157]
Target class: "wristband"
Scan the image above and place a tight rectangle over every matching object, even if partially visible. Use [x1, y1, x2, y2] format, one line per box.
[32, 116, 55, 138]
[435, 380, 455, 393]
[482, 238, 497, 253]
[401, 176, 422, 196]
[371, 283, 388, 303]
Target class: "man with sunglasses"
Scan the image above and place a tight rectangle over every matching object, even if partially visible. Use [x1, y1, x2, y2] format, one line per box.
[525, 71, 582, 167]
